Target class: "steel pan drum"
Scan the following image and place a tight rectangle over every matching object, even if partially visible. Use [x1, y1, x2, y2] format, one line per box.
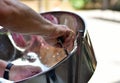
[0, 11, 97, 83]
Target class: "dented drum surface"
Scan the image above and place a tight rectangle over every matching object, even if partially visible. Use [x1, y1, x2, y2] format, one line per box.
[0, 11, 97, 83]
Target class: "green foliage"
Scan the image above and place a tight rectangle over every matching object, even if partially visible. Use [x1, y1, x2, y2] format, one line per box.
[69, 0, 90, 9]
[70, 0, 85, 9]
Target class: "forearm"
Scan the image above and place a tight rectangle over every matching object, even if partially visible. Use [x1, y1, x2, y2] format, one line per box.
[0, 0, 55, 36]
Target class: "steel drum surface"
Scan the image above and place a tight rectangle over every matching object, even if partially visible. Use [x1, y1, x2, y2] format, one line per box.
[0, 11, 97, 83]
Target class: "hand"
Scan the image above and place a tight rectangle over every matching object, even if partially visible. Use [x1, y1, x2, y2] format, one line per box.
[43, 25, 75, 51]
[9, 65, 41, 82]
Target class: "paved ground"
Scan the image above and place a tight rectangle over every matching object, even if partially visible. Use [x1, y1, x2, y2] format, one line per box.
[75, 10, 120, 83]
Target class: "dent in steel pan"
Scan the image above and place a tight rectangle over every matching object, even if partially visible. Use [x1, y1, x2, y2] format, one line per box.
[0, 11, 97, 83]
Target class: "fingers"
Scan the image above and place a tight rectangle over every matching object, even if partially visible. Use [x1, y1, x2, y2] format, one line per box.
[63, 30, 75, 47]
[43, 25, 75, 50]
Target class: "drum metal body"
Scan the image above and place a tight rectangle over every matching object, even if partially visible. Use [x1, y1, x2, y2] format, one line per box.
[0, 11, 97, 83]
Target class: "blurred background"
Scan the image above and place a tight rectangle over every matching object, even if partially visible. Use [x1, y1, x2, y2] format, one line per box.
[20, 0, 120, 12]
[20, 0, 120, 83]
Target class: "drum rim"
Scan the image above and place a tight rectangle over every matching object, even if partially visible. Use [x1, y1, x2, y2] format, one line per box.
[15, 11, 86, 82]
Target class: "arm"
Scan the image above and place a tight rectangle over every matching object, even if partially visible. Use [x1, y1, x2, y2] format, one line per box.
[0, 0, 56, 36]
[0, 0, 75, 48]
